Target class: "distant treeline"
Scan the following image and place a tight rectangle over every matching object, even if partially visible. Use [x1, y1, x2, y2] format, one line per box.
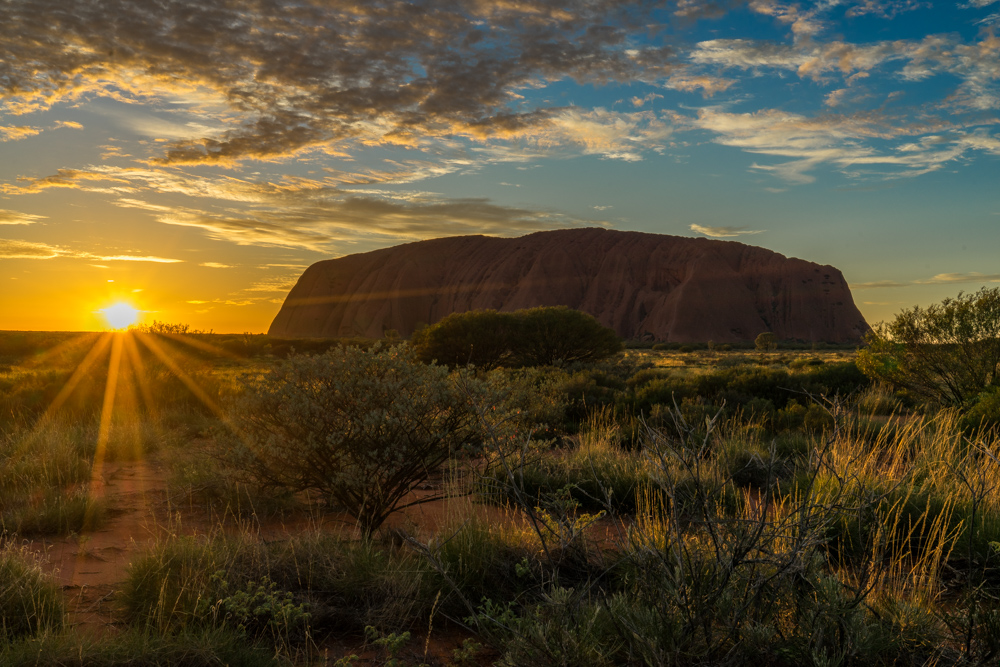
[0, 330, 376, 366]
[0, 328, 859, 368]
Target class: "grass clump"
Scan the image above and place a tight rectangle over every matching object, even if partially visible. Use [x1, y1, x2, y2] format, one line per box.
[0, 544, 64, 641]
[0, 628, 280, 666]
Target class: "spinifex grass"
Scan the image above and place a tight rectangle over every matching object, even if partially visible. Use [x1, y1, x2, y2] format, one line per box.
[0, 543, 64, 641]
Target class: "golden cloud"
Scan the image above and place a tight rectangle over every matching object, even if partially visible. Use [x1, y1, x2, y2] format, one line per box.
[0, 125, 41, 141]
[0, 209, 45, 225]
[689, 223, 765, 237]
[0, 0, 677, 165]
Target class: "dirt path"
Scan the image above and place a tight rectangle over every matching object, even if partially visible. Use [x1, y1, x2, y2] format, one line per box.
[29, 458, 177, 634]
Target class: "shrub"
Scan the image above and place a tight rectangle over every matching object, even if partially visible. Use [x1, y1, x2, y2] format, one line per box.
[960, 387, 1000, 435]
[514, 306, 623, 366]
[755, 332, 777, 352]
[857, 287, 1000, 407]
[0, 544, 64, 640]
[411, 307, 622, 369]
[226, 344, 479, 536]
[410, 310, 515, 370]
[0, 629, 277, 666]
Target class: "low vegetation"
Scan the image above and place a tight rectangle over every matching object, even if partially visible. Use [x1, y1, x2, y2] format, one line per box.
[411, 306, 623, 369]
[3, 299, 1000, 665]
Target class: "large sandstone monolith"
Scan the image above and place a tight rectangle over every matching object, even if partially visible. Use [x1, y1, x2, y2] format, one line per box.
[268, 228, 869, 343]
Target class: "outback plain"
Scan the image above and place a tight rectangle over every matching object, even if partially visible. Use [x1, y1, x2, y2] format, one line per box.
[3, 292, 1000, 667]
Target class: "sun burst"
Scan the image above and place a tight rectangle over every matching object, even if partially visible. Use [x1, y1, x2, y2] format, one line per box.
[101, 302, 140, 329]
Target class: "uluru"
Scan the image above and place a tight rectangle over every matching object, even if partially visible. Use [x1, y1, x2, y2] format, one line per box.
[268, 228, 870, 344]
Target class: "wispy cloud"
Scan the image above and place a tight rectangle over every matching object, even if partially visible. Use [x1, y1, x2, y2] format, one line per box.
[0, 209, 45, 225]
[199, 262, 232, 269]
[0, 237, 182, 262]
[684, 107, 999, 183]
[0, 239, 62, 259]
[8, 167, 606, 250]
[98, 255, 181, 263]
[852, 272, 1000, 288]
[851, 280, 912, 289]
[916, 272, 1000, 284]
[690, 223, 765, 237]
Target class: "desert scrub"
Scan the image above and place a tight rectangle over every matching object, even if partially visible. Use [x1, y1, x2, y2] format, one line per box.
[477, 406, 650, 515]
[121, 531, 436, 646]
[0, 628, 280, 666]
[0, 544, 64, 640]
[225, 344, 487, 536]
[0, 423, 109, 535]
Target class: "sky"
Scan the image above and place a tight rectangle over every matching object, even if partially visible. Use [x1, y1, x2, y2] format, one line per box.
[1, 0, 999, 333]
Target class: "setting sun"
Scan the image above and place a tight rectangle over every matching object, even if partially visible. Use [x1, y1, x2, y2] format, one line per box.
[101, 302, 139, 329]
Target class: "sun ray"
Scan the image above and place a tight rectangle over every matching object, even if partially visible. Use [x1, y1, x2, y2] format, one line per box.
[76, 332, 123, 537]
[19, 332, 102, 370]
[114, 337, 145, 460]
[39, 332, 113, 422]
[123, 332, 158, 420]
[134, 331, 228, 422]
[158, 331, 243, 360]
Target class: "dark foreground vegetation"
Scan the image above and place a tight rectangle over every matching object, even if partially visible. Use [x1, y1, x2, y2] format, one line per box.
[3, 296, 1000, 665]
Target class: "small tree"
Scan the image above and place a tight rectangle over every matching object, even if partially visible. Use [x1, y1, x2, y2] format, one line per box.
[411, 306, 623, 369]
[411, 309, 515, 370]
[755, 332, 777, 353]
[857, 287, 1000, 407]
[226, 345, 476, 537]
[513, 306, 623, 367]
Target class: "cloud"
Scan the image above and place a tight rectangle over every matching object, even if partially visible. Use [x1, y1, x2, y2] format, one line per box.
[749, 0, 827, 39]
[631, 92, 664, 107]
[12, 166, 608, 250]
[0, 209, 45, 225]
[0, 0, 676, 165]
[0, 168, 130, 195]
[199, 262, 232, 268]
[845, 1, 930, 18]
[245, 276, 300, 293]
[690, 30, 1000, 110]
[665, 74, 735, 97]
[0, 125, 41, 141]
[916, 272, 1000, 284]
[540, 108, 673, 161]
[685, 107, 999, 183]
[851, 272, 1000, 289]
[53, 120, 83, 130]
[0, 239, 62, 259]
[0, 236, 181, 262]
[690, 223, 765, 237]
[851, 280, 911, 289]
[97, 255, 181, 263]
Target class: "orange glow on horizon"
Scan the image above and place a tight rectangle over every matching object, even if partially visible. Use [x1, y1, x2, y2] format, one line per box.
[100, 302, 140, 329]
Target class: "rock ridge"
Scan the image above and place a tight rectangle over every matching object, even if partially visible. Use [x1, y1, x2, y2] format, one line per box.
[268, 228, 870, 343]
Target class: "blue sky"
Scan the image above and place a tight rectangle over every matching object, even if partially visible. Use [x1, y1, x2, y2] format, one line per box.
[1, 0, 998, 332]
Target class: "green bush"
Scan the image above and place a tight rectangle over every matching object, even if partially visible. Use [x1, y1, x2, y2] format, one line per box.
[857, 287, 1000, 407]
[410, 310, 515, 370]
[225, 344, 480, 536]
[960, 387, 1000, 435]
[412, 307, 622, 369]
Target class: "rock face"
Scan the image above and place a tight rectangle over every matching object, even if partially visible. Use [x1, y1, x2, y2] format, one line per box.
[268, 228, 870, 343]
